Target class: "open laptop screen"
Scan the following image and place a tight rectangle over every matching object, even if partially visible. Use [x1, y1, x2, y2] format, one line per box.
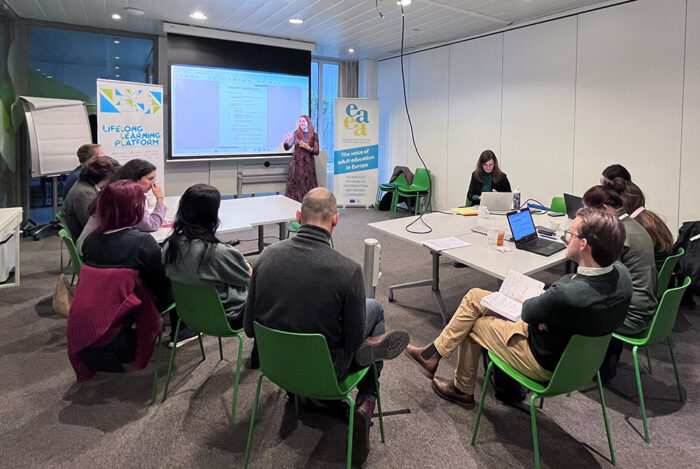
[507, 210, 537, 241]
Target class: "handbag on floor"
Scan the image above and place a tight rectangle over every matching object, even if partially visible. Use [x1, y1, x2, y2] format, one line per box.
[52, 273, 74, 318]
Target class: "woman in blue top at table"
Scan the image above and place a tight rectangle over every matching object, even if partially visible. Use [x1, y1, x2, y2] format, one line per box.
[466, 150, 511, 206]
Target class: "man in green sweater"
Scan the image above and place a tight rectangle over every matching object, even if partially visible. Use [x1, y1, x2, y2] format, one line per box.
[405, 208, 633, 408]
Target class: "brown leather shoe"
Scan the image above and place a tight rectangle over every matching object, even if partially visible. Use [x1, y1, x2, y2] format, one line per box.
[431, 376, 475, 409]
[355, 330, 409, 366]
[404, 343, 440, 379]
[352, 399, 375, 465]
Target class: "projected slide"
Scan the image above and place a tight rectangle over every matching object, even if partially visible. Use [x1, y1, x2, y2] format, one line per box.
[171, 64, 309, 157]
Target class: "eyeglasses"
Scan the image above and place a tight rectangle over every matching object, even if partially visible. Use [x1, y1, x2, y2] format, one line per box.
[563, 229, 584, 244]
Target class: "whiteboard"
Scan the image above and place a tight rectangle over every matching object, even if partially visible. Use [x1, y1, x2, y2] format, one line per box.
[17, 96, 92, 177]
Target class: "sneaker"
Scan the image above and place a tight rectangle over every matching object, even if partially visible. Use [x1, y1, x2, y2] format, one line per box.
[168, 328, 200, 349]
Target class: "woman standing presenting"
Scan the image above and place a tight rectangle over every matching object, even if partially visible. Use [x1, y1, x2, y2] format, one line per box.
[283, 115, 319, 202]
[466, 150, 511, 206]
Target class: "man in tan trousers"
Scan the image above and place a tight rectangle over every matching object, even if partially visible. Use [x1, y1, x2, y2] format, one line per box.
[405, 208, 633, 408]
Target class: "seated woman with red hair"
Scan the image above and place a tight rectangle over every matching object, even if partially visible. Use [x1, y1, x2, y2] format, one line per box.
[67, 180, 173, 379]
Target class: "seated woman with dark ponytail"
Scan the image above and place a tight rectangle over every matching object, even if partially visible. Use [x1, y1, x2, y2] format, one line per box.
[163, 184, 252, 329]
[607, 177, 674, 271]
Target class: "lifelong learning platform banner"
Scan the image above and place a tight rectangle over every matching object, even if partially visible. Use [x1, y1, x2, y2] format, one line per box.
[333, 98, 379, 206]
[97, 79, 165, 192]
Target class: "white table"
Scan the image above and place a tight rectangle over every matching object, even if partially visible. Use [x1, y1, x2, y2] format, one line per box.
[369, 211, 571, 323]
[152, 195, 301, 254]
[0, 207, 23, 289]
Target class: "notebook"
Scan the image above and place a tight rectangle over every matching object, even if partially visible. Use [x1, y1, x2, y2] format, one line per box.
[480, 269, 545, 321]
[479, 192, 514, 214]
[506, 209, 566, 257]
[564, 193, 583, 219]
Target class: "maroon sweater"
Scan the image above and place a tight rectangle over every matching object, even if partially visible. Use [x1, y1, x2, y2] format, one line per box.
[66, 266, 161, 381]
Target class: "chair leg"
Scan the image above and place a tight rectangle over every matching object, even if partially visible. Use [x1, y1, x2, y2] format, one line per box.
[632, 345, 650, 443]
[645, 347, 652, 375]
[539, 397, 544, 409]
[243, 374, 265, 469]
[413, 195, 419, 215]
[373, 364, 386, 443]
[596, 371, 616, 465]
[345, 394, 355, 469]
[229, 334, 244, 426]
[218, 337, 224, 361]
[150, 332, 163, 405]
[161, 319, 181, 402]
[529, 393, 541, 469]
[667, 336, 684, 402]
[390, 191, 398, 218]
[198, 333, 206, 361]
[471, 361, 493, 446]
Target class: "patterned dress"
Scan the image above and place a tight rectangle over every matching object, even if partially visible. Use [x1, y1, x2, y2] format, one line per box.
[284, 132, 320, 202]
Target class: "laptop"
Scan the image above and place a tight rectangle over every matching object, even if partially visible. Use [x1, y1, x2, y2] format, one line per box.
[564, 193, 583, 219]
[506, 209, 566, 257]
[479, 192, 514, 214]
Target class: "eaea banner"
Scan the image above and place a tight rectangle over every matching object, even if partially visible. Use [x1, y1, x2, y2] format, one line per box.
[333, 98, 379, 206]
[97, 79, 165, 191]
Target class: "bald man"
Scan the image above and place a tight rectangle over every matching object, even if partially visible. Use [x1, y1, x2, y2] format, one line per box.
[245, 187, 409, 464]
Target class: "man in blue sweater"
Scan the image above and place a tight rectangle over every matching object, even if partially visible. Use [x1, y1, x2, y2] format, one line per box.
[405, 208, 633, 408]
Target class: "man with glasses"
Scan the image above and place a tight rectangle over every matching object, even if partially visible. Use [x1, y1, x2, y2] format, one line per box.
[405, 208, 633, 409]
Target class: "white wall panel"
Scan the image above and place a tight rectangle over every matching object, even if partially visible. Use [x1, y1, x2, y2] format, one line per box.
[502, 17, 577, 206]
[447, 35, 503, 208]
[679, 0, 700, 226]
[164, 160, 211, 196]
[377, 57, 409, 185]
[574, 0, 686, 228]
[407, 48, 450, 210]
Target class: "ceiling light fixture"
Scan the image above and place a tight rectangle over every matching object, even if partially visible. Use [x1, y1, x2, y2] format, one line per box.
[115, 56, 120, 60]
[111, 13, 122, 20]
[190, 11, 207, 20]
[124, 7, 145, 16]
[396, 0, 412, 5]
[348, 48, 355, 53]
[114, 39, 120, 44]
[47, 76, 53, 79]
[288, 18, 303, 24]
[115, 66, 120, 69]
[116, 74, 120, 78]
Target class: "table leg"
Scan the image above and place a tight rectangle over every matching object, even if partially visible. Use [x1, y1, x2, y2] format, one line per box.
[387, 251, 449, 324]
[279, 222, 287, 241]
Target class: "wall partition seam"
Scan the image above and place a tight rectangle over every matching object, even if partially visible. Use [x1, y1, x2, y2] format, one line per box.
[677, 0, 688, 227]
[571, 16, 579, 193]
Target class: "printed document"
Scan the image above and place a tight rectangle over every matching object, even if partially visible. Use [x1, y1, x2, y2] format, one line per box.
[481, 269, 544, 321]
[422, 237, 472, 252]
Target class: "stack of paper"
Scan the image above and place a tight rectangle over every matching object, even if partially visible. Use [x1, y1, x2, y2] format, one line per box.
[450, 207, 479, 216]
[422, 237, 472, 252]
[481, 269, 544, 321]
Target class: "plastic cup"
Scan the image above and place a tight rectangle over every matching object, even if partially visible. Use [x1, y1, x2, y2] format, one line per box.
[487, 229, 499, 250]
[497, 229, 505, 246]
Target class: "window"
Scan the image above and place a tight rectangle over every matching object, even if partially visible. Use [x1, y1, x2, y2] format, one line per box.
[26, 26, 155, 222]
[311, 59, 339, 190]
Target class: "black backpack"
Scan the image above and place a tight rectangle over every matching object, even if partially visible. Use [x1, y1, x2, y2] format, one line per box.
[673, 221, 700, 304]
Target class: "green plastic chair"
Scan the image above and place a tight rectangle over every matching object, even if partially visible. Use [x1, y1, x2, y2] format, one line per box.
[612, 276, 690, 443]
[160, 281, 245, 426]
[656, 248, 684, 298]
[550, 196, 566, 214]
[377, 172, 408, 217]
[472, 334, 615, 469]
[244, 322, 386, 469]
[395, 168, 431, 216]
[58, 228, 82, 285]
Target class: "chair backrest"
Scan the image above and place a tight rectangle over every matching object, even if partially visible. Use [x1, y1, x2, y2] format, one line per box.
[411, 168, 430, 190]
[657, 248, 684, 298]
[169, 280, 239, 336]
[58, 228, 82, 276]
[550, 196, 566, 214]
[644, 276, 691, 345]
[543, 334, 612, 396]
[253, 321, 343, 399]
[56, 211, 70, 235]
[391, 172, 407, 186]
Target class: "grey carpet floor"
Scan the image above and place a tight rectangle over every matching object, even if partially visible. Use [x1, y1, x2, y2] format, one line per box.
[1, 207, 698, 468]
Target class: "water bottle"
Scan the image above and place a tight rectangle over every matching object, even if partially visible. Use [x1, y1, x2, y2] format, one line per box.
[513, 188, 521, 210]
